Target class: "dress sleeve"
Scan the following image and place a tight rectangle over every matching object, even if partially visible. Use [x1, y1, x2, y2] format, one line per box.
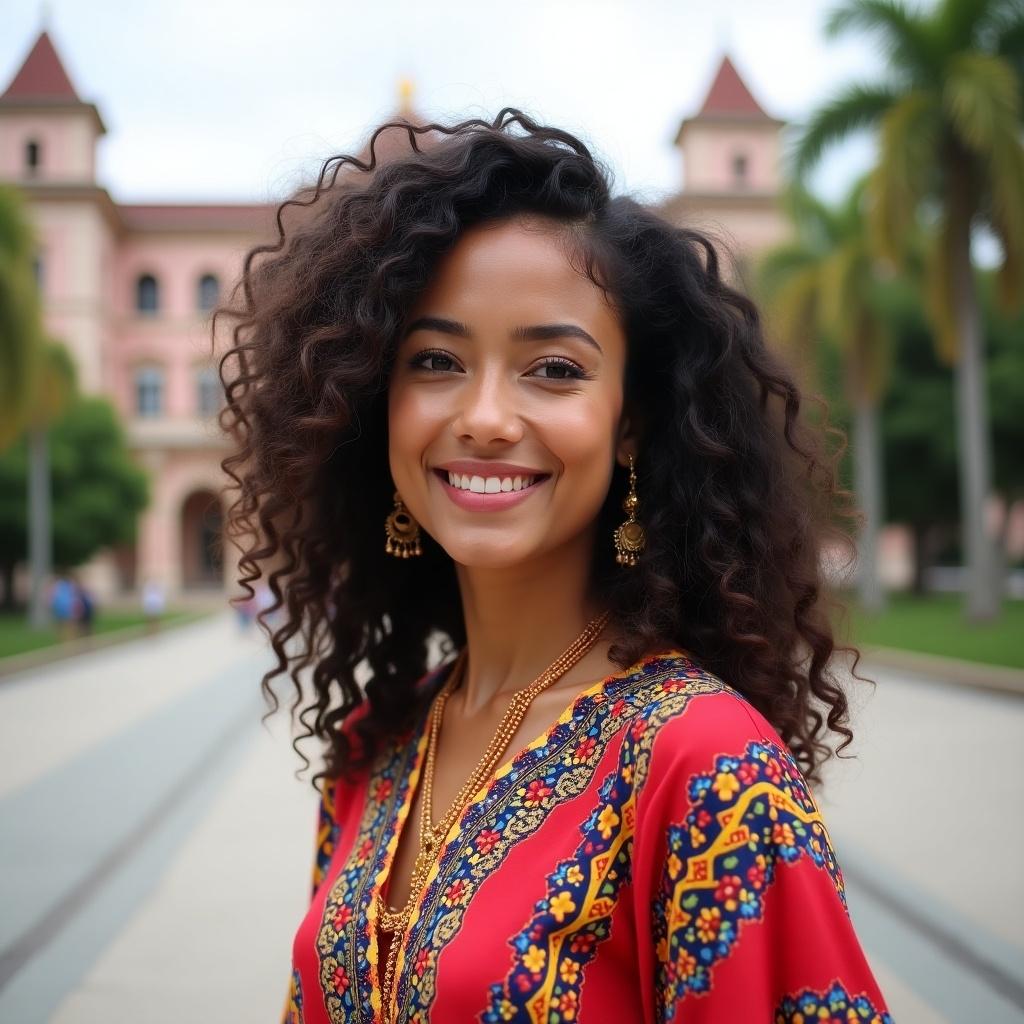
[632, 688, 893, 1023]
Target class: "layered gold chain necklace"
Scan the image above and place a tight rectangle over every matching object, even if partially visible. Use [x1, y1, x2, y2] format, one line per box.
[375, 610, 611, 1017]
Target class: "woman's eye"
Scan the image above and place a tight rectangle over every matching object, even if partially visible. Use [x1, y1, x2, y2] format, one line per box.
[410, 350, 459, 373]
[528, 359, 586, 380]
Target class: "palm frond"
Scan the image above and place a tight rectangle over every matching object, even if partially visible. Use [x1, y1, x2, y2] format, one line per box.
[938, 0, 1001, 51]
[869, 92, 942, 263]
[826, 0, 941, 80]
[757, 243, 819, 297]
[791, 83, 900, 178]
[764, 265, 823, 359]
[820, 242, 870, 345]
[943, 52, 1021, 154]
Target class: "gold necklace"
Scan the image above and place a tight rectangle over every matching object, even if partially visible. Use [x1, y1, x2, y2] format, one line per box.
[375, 610, 611, 1017]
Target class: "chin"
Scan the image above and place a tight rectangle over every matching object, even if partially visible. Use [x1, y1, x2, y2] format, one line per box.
[438, 535, 543, 571]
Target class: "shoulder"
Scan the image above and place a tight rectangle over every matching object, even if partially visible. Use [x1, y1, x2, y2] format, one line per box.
[623, 652, 805, 799]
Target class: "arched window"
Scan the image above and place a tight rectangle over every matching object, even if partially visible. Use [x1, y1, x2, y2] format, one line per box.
[135, 365, 165, 417]
[196, 365, 221, 416]
[25, 140, 41, 175]
[136, 274, 159, 315]
[197, 273, 220, 313]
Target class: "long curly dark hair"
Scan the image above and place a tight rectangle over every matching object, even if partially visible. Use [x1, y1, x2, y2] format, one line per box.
[216, 108, 860, 789]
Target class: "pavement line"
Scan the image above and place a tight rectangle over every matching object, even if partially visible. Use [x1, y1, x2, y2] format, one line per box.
[838, 837, 1024, 1012]
[0, 702, 256, 991]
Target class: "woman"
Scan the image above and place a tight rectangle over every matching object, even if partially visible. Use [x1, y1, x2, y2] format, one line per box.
[219, 110, 891, 1023]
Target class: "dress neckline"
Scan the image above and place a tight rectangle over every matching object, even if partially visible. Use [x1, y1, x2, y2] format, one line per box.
[369, 646, 691, 1017]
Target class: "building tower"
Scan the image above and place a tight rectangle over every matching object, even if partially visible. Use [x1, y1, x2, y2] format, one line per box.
[657, 55, 789, 270]
[0, 30, 115, 395]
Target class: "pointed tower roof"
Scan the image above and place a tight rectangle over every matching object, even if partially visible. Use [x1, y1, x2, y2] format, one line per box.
[2, 31, 79, 100]
[0, 30, 105, 134]
[673, 54, 782, 146]
[697, 55, 769, 119]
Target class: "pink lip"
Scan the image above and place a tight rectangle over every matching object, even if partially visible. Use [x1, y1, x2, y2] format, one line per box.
[436, 460, 548, 477]
[434, 470, 547, 512]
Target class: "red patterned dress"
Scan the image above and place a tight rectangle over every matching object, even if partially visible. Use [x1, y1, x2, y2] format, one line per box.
[284, 650, 892, 1023]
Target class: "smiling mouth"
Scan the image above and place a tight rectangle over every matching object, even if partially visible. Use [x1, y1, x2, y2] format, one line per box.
[432, 468, 552, 493]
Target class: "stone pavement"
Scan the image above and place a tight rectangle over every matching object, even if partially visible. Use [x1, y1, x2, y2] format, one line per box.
[0, 615, 1022, 1022]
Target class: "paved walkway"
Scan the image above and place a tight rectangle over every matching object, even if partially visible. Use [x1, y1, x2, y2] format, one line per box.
[0, 617, 1021, 1022]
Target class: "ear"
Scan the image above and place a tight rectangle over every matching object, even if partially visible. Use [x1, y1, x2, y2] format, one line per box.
[615, 410, 639, 468]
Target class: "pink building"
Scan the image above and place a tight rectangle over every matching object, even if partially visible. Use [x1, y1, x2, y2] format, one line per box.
[0, 31, 275, 599]
[1, 32, 788, 599]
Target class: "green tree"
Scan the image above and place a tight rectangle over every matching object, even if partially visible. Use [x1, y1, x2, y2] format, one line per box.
[0, 395, 149, 607]
[759, 182, 891, 610]
[0, 185, 43, 448]
[0, 187, 78, 625]
[795, 0, 1024, 620]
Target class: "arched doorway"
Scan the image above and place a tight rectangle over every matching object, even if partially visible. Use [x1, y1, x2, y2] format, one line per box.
[181, 490, 224, 589]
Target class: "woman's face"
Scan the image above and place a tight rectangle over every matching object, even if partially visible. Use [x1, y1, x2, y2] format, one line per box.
[387, 216, 632, 570]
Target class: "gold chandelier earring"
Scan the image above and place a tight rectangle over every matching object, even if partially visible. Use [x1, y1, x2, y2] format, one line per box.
[614, 454, 646, 567]
[384, 491, 422, 558]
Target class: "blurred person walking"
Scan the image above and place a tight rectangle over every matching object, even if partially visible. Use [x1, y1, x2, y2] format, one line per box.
[141, 579, 165, 635]
[48, 573, 79, 642]
[70, 573, 95, 637]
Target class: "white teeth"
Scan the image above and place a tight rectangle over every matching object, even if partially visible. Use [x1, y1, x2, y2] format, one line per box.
[444, 472, 538, 493]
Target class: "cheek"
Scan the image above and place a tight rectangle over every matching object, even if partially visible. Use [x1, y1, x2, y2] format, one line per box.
[387, 383, 437, 463]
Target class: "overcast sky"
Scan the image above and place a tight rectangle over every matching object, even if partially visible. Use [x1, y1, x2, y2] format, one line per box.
[4, 0, 885, 206]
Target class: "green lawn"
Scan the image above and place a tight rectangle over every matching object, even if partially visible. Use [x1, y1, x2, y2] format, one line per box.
[0, 608, 207, 660]
[844, 592, 1024, 670]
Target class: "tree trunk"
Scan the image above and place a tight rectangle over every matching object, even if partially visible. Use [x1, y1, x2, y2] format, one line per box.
[948, 157, 999, 620]
[853, 395, 885, 611]
[28, 425, 52, 629]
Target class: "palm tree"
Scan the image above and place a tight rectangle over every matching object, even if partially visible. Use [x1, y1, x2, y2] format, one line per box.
[794, 0, 1024, 620]
[759, 182, 891, 611]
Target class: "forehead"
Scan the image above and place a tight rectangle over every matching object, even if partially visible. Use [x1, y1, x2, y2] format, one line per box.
[408, 217, 617, 325]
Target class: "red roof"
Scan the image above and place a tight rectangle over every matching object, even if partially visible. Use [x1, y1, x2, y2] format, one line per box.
[2, 31, 79, 101]
[118, 204, 275, 232]
[697, 56, 769, 119]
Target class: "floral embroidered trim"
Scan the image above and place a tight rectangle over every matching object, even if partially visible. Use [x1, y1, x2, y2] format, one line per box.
[283, 968, 304, 1024]
[312, 778, 339, 894]
[774, 982, 893, 1023]
[313, 665, 452, 1023]
[654, 738, 846, 1009]
[478, 671, 709, 1023]
[315, 726, 425, 1023]
[397, 656, 724, 1021]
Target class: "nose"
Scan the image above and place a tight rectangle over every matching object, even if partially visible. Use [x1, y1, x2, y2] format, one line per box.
[450, 367, 524, 446]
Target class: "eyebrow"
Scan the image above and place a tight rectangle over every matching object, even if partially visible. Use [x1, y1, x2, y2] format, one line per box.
[404, 316, 603, 354]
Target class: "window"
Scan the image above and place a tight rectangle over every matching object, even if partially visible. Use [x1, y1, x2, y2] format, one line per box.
[732, 152, 749, 187]
[135, 366, 164, 417]
[197, 273, 220, 313]
[25, 140, 40, 176]
[196, 365, 221, 416]
[136, 274, 159, 315]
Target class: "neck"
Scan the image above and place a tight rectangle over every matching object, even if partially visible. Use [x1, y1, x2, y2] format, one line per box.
[452, 527, 606, 716]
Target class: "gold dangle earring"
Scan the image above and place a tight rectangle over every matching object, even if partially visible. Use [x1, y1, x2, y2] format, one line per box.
[384, 491, 422, 558]
[614, 454, 646, 567]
